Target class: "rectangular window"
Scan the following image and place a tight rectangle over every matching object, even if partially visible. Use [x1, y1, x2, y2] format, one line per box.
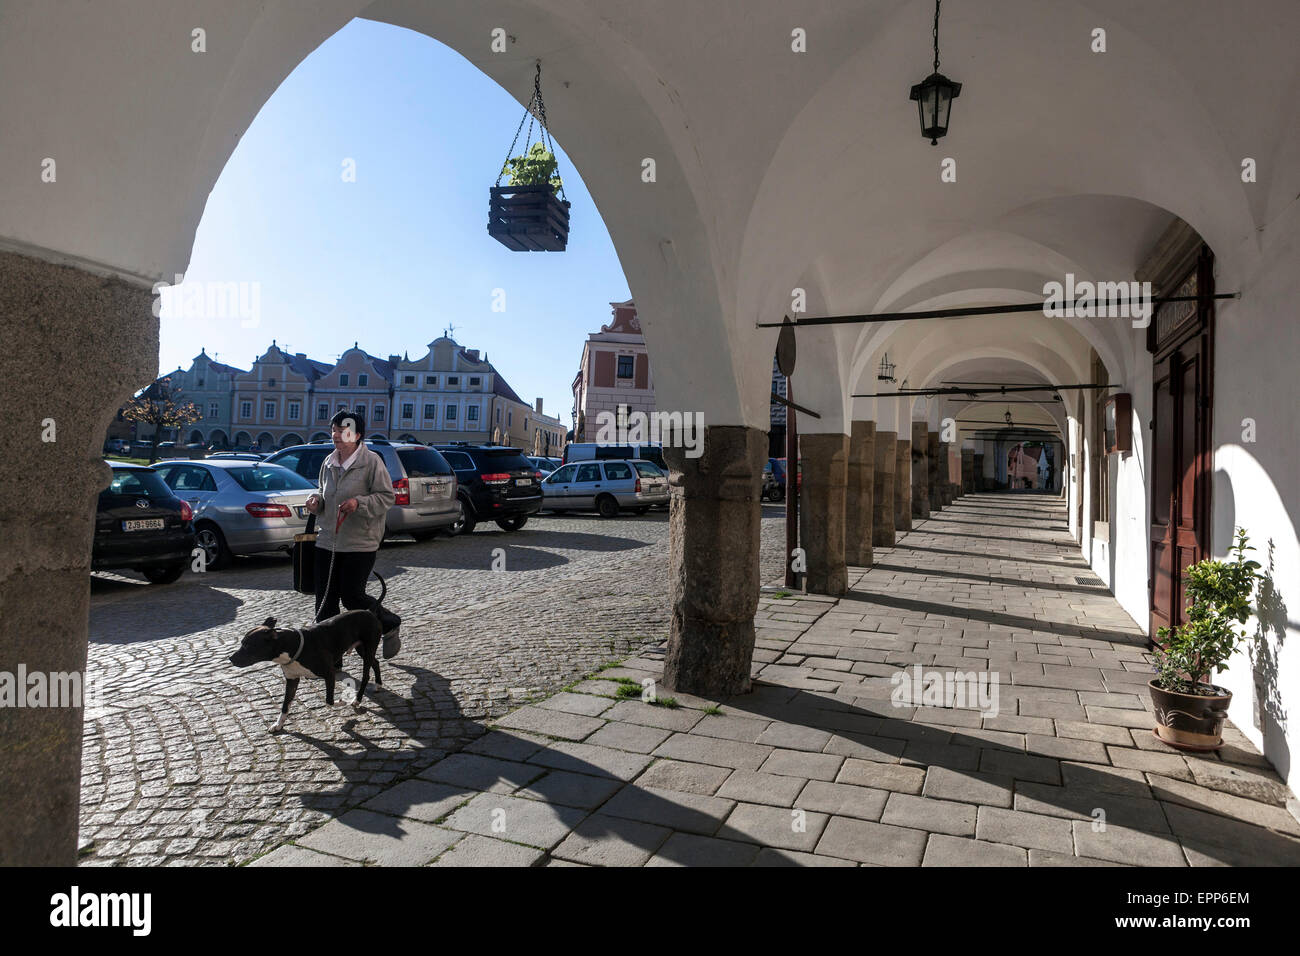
[496, 407, 501, 423]
[424, 403, 436, 420]
[264, 401, 276, 419]
[318, 403, 328, 421]
[446, 405, 458, 421]
[373, 404, 384, 422]
[402, 403, 414, 420]
[426, 375, 437, 385]
[288, 401, 300, 420]
[469, 376, 481, 387]
[447, 376, 459, 386]
[240, 401, 252, 419]
[354, 403, 366, 421]
[339, 373, 349, 386]
[617, 355, 635, 379]
[467, 406, 479, 421]
[507, 410, 512, 426]
[208, 402, 218, 420]
[358, 373, 368, 387]
[337, 403, 347, 413]
[404, 375, 415, 385]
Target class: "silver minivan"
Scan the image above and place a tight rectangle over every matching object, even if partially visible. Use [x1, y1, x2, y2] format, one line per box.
[265, 440, 460, 540]
[541, 459, 668, 517]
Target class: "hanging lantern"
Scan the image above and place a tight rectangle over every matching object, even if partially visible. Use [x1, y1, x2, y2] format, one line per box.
[1004, 409, 1013, 425]
[909, 0, 961, 145]
[878, 354, 896, 383]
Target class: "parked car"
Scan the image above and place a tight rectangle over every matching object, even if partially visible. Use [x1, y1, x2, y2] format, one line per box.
[93, 461, 196, 584]
[433, 443, 543, 534]
[152, 459, 319, 568]
[561, 442, 666, 469]
[264, 439, 460, 541]
[526, 456, 561, 476]
[207, 452, 266, 461]
[103, 438, 129, 454]
[540, 458, 669, 517]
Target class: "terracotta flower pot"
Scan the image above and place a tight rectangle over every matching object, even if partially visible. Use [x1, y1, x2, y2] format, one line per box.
[1148, 679, 1232, 751]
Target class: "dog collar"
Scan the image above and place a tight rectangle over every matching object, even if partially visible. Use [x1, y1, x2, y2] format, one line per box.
[288, 628, 305, 662]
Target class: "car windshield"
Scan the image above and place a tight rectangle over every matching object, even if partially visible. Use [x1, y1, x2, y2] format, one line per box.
[227, 465, 315, 492]
[633, 461, 664, 478]
[105, 469, 171, 498]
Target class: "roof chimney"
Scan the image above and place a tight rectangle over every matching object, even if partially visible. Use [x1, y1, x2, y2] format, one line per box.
[535, 398, 543, 414]
[388, 354, 401, 366]
[465, 349, 480, 362]
[295, 353, 307, 360]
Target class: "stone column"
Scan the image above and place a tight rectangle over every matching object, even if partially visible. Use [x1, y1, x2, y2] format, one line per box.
[798, 433, 849, 596]
[928, 431, 942, 512]
[911, 421, 929, 519]
[974, 453, 985, 492]
[663, 426, 767, 698]
[844, 421, 874, 567]
[872, 431, 896, 548]
[893, 438, 911, 532]
[0, 250, 157, 866]
[939, 442, 953, 505]
[961, 447, 975, 495]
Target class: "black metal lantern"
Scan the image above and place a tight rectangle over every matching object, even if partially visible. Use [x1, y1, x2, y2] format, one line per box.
[878, 353, 896, 383]
[909, 0, 961, 145]
[1004, 409, 1013, 425]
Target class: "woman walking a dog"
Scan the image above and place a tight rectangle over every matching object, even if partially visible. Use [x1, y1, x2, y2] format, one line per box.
[304, 409, 401, 657]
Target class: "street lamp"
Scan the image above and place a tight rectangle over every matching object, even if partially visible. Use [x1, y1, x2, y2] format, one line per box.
[909, 0, 961, 145]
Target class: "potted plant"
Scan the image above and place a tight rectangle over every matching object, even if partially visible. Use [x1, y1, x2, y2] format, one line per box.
[488, 142, 571, 251]
[1149, 528, 1261, 751]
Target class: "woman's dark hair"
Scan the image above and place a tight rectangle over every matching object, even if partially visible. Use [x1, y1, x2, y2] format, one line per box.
[330, 408, 366, 440]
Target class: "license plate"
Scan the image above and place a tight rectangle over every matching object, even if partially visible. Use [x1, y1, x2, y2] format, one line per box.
[425, 483, 435, 494]
[296, 506, 308, 518]
[122, 519, 164, 531]
[516, 478, 533, 486]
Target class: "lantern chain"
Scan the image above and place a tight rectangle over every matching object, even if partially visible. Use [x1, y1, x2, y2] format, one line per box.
[933, 0, 941, 74]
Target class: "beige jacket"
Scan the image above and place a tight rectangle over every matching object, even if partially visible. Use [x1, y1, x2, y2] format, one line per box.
[313, 444, 395, 552]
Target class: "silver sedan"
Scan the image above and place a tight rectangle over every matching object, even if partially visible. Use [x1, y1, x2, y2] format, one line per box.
[152, 459, 316, 568]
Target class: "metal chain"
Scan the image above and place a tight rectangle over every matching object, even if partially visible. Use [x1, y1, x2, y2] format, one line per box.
[494, 61, 565, 199]
[933, 0, 941, 73]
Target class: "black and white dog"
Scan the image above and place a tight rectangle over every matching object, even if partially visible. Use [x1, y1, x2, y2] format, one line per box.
[229, 611, 382, 733]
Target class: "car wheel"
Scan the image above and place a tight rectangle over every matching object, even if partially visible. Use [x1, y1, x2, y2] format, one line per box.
[767, 486, 783, 502]
[596, 494, 619, 518]
[448, 499, 476, 535]
[495, 515, 528, 532]
[142, 563, 185, 585]
[195, 523, 230, 569]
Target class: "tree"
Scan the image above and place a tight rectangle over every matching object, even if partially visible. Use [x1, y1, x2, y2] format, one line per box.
[121, 376, 201, 463]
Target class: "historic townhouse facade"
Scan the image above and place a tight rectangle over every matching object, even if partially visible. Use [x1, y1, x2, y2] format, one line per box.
[134, 348, 246, 446]
[310, 345, 398, 440]
[230, 342, 330, 450]
[571, 300, 654, 443]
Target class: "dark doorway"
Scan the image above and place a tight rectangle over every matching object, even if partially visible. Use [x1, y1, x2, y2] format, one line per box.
[1149, 246, 1215, 640]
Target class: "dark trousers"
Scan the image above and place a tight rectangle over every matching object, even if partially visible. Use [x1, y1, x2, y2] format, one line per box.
[313, 548, 377, 623]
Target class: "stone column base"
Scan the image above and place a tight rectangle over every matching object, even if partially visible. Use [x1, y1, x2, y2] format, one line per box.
[0, 249, 158, 866]
[872, 431, 896, 548]
[928, 431, 942, 512]
[845, 421, 874, 566]
[939, 442, 953, 506]
[799, 432, 849, 596]
[911, 421, 929, 519]
[663, 425, 767, 697]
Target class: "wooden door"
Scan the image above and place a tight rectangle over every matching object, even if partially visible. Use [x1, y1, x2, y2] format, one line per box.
[1149, 249, 1214, 640]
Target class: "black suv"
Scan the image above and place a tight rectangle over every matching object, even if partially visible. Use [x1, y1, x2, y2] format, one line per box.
[432, 444, 543, 534]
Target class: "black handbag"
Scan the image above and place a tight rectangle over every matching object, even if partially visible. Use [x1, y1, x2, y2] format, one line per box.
[292, 513, 317, 594]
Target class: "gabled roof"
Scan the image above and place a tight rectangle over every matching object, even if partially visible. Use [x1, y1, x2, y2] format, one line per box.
[364, 352, 395, 381]
[286, 353, 331, 381]
[489, 364, 525, 405]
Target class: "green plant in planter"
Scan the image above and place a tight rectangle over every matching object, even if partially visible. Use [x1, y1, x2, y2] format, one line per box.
[500, 142, 563, 191]
[1153, 528, 1261, 696]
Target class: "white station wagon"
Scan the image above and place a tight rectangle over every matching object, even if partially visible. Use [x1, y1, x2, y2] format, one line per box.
[541, 459, 668, 517]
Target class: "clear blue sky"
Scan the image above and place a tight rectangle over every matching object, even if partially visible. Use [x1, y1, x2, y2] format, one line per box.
[159, 17, 629, 428]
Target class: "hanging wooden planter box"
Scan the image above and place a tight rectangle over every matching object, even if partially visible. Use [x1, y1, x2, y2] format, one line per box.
[487, 185, 571, 251]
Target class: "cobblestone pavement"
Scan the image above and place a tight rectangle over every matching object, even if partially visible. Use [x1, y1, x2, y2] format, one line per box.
[78, 506, 790, 866]
[251, 494, 1300, 867]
